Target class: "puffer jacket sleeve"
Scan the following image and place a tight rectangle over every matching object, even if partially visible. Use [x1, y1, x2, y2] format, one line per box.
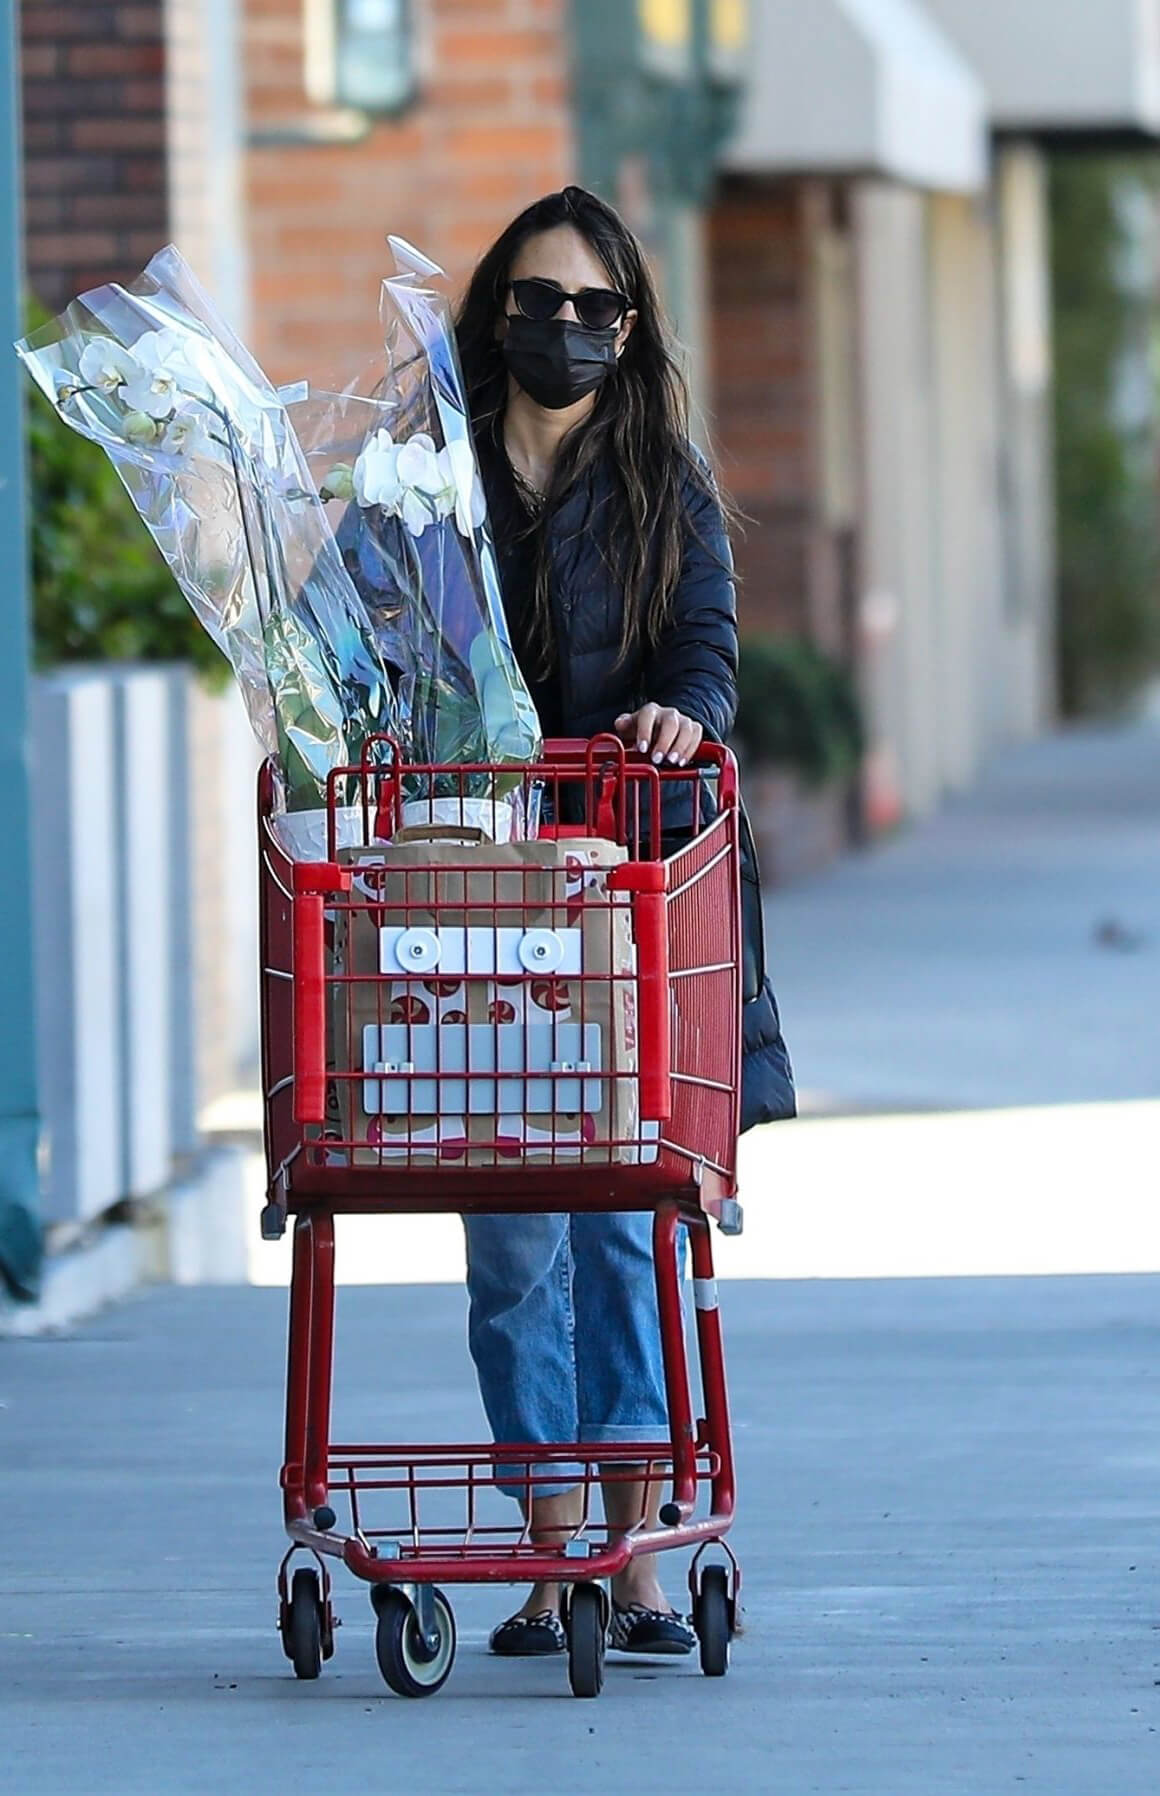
[641, 455, 739, 744]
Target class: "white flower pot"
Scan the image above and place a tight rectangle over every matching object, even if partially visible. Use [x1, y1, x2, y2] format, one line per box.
[269, 803, 379, 862]
[399, 794, 516, 843]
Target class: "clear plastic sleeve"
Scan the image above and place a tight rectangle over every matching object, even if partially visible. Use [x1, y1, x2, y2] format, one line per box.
[288, 237, 542, 825]
[15, 238, 544, 850]
[15, 246, 399, 820]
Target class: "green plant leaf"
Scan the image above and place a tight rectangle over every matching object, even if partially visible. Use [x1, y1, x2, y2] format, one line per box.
[733, 634, 864, 786]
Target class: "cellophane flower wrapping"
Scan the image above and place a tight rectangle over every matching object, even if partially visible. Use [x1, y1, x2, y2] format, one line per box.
[14, 245, 399, 836]
[289, 237, 542, 830]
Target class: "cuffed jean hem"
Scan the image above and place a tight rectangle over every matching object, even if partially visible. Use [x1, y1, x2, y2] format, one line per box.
[495, 1428, 672, 1502]
[495, 1462, 583, 1502]
[577, 1424, 671, 1443]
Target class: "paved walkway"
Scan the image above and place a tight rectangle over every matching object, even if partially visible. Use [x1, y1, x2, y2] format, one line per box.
[3, 1275, 1158, 1794]
[767, 721, 1160, 1114]
[5, 722, 1160, 1791]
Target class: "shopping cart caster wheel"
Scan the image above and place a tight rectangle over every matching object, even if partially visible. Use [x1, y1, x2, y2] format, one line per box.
[566, 1582, 605, 1699]
[287, 1567, 324, 1680]
[694, 1565, 731, 1677]
[374, 1589, 456, 1698]
[312, 1505, 337, 1532]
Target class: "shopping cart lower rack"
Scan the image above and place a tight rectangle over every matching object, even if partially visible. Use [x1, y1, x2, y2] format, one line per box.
[258, 736, 746, 1698]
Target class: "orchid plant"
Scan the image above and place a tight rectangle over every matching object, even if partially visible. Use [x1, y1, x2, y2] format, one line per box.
[15, 246, 399, 832]
[289, 236, 542, 813]
[67, 328, 222, 468]
[16, 239, 541, 846]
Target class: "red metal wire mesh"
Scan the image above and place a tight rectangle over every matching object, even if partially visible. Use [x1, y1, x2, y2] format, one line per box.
[311, 1441, 721, 1567]
[259, 740, 741, 1215]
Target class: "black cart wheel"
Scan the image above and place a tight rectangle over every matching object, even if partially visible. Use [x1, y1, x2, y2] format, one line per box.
[567, 1583, 605, 1699]
[288, 1567, 323, 1680]
[374, 1589, 456, 1698]
[694, 1565, 731, 1677]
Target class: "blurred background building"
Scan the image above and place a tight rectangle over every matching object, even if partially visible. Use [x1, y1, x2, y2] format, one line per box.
[21, 2, 1160, 835]
[5, 0, 1160, 1303]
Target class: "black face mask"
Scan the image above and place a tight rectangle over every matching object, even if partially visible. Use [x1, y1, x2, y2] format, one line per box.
[501, 316, 618, 411]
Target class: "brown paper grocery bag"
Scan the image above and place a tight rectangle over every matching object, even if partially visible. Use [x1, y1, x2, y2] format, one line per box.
[326, 837, 641, 1166]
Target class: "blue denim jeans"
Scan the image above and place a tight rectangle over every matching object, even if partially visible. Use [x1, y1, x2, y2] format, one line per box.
[464, 1210, 670, 1500]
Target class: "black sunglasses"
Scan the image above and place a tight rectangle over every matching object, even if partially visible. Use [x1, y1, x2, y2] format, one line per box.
[509, 277, 631, 332]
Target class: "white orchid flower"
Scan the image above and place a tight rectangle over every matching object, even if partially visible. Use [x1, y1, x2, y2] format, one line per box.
[352, 427, 475, 537]
[441, 438, 487, 537]
[122, 328, 213, 418]
[396, 433, 444, 496]
[403, 434, 449, 534]
[400, 485, 436, 536]
[160, 408, 209, 457]
[353, 427, 403, 509]
[121, 334, 184, 417]
[157, 329, 216, 403]
[78, 337, 139, 394]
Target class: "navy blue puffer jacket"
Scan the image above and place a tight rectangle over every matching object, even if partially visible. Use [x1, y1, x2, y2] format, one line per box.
[481, 441, 795, 1132]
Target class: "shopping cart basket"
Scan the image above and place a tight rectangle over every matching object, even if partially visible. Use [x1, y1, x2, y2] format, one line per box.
[258, 735, 745, 1698]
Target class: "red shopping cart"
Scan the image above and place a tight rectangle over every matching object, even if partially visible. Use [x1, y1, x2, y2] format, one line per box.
[258, 736, 745, 1698]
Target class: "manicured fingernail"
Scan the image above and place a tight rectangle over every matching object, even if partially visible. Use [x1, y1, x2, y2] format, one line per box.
[652, 751, 663, 764]
[667, 751, 679, 763]
[638, 740, 649, 754]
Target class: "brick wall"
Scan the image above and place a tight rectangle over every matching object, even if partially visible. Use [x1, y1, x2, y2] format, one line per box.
[707, 177, 814, 637]
[21, 2, 168, 312]
[244, 0, 576, 384]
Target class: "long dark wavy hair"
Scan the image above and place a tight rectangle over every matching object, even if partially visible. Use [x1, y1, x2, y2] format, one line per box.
[455, 185, 719, 674]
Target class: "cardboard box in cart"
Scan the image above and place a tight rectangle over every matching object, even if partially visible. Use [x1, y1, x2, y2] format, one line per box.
[325, 836, 660, 1166]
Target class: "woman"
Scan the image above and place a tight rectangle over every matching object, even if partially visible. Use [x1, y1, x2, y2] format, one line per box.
[455, 186, 794, 1659]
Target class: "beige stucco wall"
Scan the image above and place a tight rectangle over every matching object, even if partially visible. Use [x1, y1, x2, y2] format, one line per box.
[164, 0, 249, 330]
[994, 143, 1057, 741]
[853, 161, 1054, 824]
[854, 180, 941, 821]
[927, 187, 1004, 792]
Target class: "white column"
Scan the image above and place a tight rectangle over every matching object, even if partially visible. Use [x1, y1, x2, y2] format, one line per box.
[164, 0, 250, 332]
[220, 684, 262, 1082]
[927, 188, 1005, 788]
[114, 669, 174, 1199]
[165, 668, 199, 1159]
[853, 181, 942, 821]
[995, 142, 1057, 738]
[32, 674, 124, 1226]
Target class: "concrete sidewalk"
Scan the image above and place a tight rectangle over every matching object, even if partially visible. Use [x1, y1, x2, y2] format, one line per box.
[4, 724, 1159, 1791]
[767, 722, 1160, 1115]
[3, 1275, 1158, 1794]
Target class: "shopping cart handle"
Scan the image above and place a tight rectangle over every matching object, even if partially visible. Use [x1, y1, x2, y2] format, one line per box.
[293, 892, 327, 1125]
[290, 862, 349, 1128]
[608, 862, 671, 1122]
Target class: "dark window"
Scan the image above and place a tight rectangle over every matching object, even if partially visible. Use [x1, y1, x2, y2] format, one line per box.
[308, 0, 415, 114]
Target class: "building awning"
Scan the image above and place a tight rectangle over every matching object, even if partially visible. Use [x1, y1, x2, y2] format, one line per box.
[724, 0, 987, 193]
[922, 0, 1160, 136]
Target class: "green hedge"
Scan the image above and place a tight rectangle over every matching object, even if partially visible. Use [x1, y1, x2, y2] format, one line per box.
[733, 633, 864, 786]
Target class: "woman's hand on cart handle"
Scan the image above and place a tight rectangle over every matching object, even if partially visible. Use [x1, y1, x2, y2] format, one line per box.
[614, 703, 704, 767]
